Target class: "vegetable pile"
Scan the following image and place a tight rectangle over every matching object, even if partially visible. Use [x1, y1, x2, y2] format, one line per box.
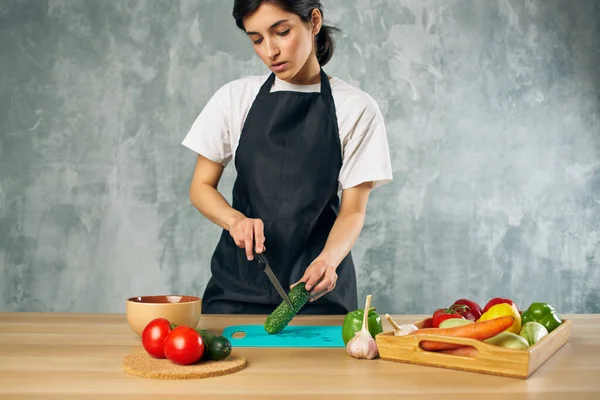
[415, 297, 564, 356]
[140, 318, 232, 365]
[339, 295, 564, 360]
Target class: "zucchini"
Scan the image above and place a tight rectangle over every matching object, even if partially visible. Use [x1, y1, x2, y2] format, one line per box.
[196, 329, 232, 361]
[264, 282, 311, 334]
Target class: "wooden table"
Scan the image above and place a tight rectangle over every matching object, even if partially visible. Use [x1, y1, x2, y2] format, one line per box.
[0, 313, 598, 399]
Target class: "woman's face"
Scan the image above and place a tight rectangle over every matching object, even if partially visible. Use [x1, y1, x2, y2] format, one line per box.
[243, 3, 320, 83]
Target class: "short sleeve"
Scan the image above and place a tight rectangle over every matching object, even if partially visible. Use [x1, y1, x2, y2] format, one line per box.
[338, 98, 393, 191]
[181, 84, 232, 166]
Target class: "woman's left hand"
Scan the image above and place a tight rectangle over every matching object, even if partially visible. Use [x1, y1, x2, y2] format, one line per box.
[291, 260, 337, 302]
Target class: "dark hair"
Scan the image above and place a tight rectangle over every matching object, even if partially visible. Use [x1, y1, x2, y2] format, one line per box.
[232, 0, 340, 66]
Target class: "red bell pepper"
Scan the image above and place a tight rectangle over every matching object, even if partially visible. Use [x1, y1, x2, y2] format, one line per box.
[450, 298, 483, 321]
[482, 297, 518, 314]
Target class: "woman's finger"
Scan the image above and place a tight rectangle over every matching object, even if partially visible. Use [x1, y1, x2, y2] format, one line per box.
[309, 267, 334, 295]
[309, 274, 330, 296]
[290, 271, 309, 289]
[309, 285, 331, 302]
[304, 269, 326, 292]
[309, 268, 337, 301]
[253, 219, 265, 253]
[244, 221, 254, 260]
[232, 228, 243, 247]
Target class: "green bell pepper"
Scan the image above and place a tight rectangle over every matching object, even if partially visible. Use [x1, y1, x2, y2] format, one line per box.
[520, 302, 563, 333]
[342, 306, 383, 345]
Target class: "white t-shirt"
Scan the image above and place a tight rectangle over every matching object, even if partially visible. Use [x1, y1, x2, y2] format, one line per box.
[182, 74, 393, 191]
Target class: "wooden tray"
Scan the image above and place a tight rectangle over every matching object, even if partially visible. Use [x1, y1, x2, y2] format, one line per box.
[375, 318, 572, 379]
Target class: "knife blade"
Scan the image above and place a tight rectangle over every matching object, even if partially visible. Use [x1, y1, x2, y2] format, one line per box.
[255, 252, 294, 310]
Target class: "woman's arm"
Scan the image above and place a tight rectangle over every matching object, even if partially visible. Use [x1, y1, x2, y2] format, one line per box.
[189, 154, 245, 230]
[291, 181, 373, 299]
[317, 181, 373, 268]
[189, 154, 265, 259]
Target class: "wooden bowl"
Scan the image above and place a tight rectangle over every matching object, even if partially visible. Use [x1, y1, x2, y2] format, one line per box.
[126, 295, 202, 336]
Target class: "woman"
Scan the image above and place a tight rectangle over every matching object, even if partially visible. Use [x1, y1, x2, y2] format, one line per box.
[182, 0, 393, 315]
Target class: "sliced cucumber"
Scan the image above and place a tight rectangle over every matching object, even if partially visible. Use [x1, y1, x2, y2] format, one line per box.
[264, 282, 311, 334]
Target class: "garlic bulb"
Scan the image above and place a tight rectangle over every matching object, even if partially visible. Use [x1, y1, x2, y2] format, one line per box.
[346, 294, 379, 359]
[385, 313, 418, 336]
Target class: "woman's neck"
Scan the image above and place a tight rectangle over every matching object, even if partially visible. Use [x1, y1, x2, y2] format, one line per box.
[286, 55, 322, 85]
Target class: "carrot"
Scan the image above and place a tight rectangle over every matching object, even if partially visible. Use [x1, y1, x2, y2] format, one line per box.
[412, 315, 514, 351]
[438, 347, 478, 357]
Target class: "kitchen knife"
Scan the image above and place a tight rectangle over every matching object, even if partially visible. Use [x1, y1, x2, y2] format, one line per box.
[255, 252, 294, 310]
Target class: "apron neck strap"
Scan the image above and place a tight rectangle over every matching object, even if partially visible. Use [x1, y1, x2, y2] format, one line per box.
[258, 68, 332, 96]
[318, 68, 332, 95]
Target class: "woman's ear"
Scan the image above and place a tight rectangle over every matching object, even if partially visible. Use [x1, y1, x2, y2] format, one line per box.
[310, 8, 322, 35]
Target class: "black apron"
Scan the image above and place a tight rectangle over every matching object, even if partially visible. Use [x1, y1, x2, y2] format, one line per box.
[201, 68, 357, 315]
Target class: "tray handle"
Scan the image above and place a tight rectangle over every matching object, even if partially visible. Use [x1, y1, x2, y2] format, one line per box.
[409, 333, 496, 358]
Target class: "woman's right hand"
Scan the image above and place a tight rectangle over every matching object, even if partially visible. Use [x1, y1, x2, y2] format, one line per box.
[229, 217, 265, 260]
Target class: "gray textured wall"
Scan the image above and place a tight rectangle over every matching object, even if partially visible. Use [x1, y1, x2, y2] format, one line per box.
[1, 0, 599, 315]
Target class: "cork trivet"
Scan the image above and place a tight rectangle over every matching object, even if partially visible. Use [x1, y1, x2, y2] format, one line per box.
[122, 351, 247, 380]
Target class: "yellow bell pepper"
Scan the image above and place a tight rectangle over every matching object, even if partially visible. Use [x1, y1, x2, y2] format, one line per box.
[477, 303, 521, 334]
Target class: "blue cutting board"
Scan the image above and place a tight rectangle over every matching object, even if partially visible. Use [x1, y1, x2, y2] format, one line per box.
[221, 324, 345, 347]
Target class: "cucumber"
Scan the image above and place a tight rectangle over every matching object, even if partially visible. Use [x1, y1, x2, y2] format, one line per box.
[170, 323, 232, 361]
[264, 282, 311, 334]
[196, 329, 232, 361]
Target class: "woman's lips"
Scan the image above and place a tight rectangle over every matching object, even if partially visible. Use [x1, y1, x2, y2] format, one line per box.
[271, 62, 288, 72]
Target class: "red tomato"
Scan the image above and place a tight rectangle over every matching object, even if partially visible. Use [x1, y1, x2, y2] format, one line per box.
[163, 326, 205, 365]
[432, 308, 465, 328]
[450, 299, 483, 321]
[141, 318, 172, 358]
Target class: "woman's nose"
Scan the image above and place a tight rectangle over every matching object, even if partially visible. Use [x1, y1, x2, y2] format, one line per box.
[266, 40, 280, 59]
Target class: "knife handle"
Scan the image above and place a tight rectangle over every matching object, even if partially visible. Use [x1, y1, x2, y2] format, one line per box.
[254, 251, 268, 266]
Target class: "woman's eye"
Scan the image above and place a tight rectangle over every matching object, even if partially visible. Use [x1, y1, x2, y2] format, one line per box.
[277, 29, 290, 36]
[253, 38, 263, 44]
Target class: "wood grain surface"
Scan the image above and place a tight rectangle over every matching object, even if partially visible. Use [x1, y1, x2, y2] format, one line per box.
[1, 312, 598, 399]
